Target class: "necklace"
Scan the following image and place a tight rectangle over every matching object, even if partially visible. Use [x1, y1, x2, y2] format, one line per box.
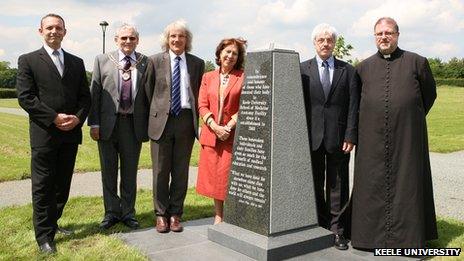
[108, 53, 145, 80]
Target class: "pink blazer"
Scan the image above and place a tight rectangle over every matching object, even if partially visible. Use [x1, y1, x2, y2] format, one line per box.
[198, 69, 244, 147]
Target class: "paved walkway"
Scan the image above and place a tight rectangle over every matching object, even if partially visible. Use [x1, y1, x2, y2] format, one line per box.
[1, 152, 463, 221]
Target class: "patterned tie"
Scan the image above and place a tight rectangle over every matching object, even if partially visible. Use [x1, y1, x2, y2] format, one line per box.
[321, 60, 331, 99]
[52, 50, 64, 77]
[120, 56, 132, 111]
[171, 56, 182, 116]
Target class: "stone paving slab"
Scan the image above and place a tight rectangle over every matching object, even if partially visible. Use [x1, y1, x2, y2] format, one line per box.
[118, 218, 419, 261]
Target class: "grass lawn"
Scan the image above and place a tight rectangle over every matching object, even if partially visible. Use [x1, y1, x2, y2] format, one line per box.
[0, 112, 200, 182]
[0, 188, 214, 260]
[0, 98, 19, 108]
[0, 190, 462, 260]
[0, 85, 462, 181]
[427, 86, 464, 153]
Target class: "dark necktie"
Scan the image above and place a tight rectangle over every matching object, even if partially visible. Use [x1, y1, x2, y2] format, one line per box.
[120, 56, 132, 111]
[321, 60, 331, 99]
[171, 56, 182, 116]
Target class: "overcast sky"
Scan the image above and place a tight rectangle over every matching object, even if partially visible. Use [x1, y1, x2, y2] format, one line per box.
[1, 0, 463, 70]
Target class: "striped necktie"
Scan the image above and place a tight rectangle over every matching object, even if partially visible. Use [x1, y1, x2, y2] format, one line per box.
[171, 56, 182, 116]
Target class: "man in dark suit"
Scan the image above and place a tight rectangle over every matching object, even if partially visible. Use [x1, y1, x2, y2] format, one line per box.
[144, 20, 204, 233]
[300, 23, 359, 250]
[16, 13, 90, 254]
[88, 24, 148, 230]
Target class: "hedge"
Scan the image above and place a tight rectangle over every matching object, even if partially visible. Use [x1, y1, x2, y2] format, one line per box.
[436, 78, 464, 87]
[0, 88, 16, 98]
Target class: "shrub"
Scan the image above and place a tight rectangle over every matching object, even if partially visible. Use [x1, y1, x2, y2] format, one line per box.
[436, 78, 464, 87]
[0, 88, 17, 98]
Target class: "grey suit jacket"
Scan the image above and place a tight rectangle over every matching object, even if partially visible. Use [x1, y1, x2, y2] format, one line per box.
[144, 52, 205, 140]
[88, 50, 149, 142]
[300, 57, 359, 153]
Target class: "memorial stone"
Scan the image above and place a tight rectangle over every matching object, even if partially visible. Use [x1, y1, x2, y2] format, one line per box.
[208, 49, 333, 260]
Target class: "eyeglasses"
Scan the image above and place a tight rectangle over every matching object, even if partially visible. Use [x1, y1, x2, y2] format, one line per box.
[120, 36, 137, 41]
[374, 31, 397, 38]
[315, 38, 334, 44]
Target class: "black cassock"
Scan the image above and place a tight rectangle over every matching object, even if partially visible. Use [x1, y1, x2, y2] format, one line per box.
[351, 48, 438, 248]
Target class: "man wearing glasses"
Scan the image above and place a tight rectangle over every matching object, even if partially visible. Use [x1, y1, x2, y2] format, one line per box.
[351, 17, 437, 249]
[88, 24, 148, 230]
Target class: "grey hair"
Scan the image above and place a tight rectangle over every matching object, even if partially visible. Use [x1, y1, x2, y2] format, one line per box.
[311, 23, 338, 43]
[160, 19, 192, 53]
[374, 17, 399, 32]
[115, 23, 139, 38]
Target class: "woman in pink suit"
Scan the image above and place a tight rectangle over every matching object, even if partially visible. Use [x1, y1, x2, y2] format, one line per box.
[196, 38, 247, 224]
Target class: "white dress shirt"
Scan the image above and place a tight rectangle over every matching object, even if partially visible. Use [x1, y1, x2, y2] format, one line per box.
[43, 44, 64, 75]
[169, 50, 191, 109]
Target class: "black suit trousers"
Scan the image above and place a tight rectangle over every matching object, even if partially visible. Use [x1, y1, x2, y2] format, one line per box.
[311, 145, 349, 235]
[31, 142, 78, 245]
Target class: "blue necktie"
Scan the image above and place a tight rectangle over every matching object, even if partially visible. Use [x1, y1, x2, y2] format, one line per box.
[171, 56, 181, 116]
[321, 60, 331, 99]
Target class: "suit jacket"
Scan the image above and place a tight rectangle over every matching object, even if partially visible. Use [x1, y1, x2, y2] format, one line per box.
[16, 47, 91, 147]
[88, 51, 149, 142]
[198, 69, 244, 147]
[300, 57, 359, 153]
[144, 52, 205, 140]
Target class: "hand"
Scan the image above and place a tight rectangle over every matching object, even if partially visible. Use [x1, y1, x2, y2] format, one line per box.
[90, 127, 100, 141]
[342, 141, 354, 154]
[56, 114, 80, 131]
[53, 113, 70, 126]
[211, 122, 230, 141]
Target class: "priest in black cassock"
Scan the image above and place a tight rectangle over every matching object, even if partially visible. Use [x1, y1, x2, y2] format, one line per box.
[351, 17, 438, 248]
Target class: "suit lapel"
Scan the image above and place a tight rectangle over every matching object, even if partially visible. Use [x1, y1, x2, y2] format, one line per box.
[223, 69, 239, 101]
[309, 58, 326, 100]
[110, 51, 120, 96]
[38, 47, 61, 78]
[134, 52, 147, 97]
[163, 52, 171, 89]
[328, 58, 345, 99]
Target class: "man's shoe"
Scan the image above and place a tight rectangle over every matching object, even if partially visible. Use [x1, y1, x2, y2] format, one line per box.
[99, 216, 119, 230]
[56, 227, 74, 236]
[38, 241, 57, 254]
[122, 217, 140, 229]
[334, 234, 349, 250]
[155, 216, 169, 233]
[170, 215, 183, 232]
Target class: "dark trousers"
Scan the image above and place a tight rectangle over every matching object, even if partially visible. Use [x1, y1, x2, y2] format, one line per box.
[151, 109, 195, 217]
[98, 115, 141, 220]
[311, 145, 349, 235]
[31, 142, 78, 245]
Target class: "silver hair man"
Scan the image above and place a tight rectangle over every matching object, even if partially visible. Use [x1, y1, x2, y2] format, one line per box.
[115, 23, 139, 38]
[160, 19, 192, 52]
[311, 23, 338, 42]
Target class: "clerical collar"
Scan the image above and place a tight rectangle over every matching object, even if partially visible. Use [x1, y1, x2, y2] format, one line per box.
[383, 54, 391, 59]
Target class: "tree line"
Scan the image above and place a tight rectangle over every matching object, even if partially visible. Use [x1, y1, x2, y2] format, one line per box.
[1, 50, 463, 90]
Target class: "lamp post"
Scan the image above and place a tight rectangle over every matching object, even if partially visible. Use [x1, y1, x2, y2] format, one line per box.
[99, 21, 109, 54]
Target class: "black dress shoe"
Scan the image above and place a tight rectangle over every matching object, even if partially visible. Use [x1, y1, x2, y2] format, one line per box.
[99, 216, 119, 230]
[334, 234, 349, 250]
[56, 227, 74, 236]
[122, 217, 140, 229]
[39, 241, 57, 254]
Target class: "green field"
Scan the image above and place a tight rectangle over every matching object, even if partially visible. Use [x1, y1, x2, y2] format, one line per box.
[0, 112, 199, 182]
[0, 189, 214, 260]
[427, 86, 464, 152]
